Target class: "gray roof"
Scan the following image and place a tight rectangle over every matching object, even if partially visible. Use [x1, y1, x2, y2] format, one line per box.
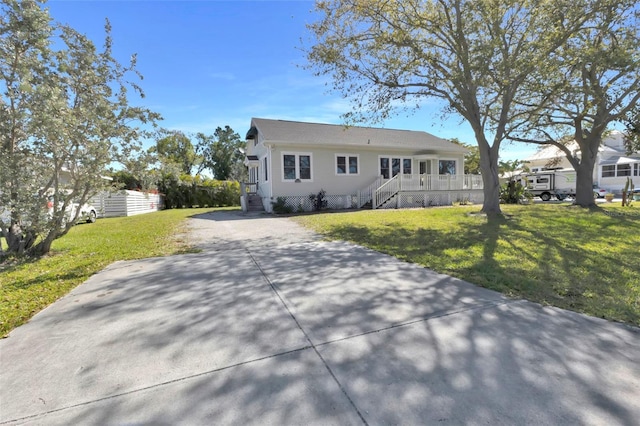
[599, 155, 640, 165]
[249, 118, 467, 153]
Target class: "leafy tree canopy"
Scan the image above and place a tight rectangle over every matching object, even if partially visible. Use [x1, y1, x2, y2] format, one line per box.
[196, 126, 246, 181]
[0, 0, 160, 256]
[506, 0, 639, 206]
[306, 0, 611, 214]
[149, 130, 199, 176]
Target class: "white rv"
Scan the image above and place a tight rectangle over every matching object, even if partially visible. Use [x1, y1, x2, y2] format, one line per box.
[515, 169, 577, 201]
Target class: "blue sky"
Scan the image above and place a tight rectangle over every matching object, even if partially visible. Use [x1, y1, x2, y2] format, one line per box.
[46, 0, 536, 161]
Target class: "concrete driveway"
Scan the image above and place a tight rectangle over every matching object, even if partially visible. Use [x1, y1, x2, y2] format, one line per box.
[1, 210, 639, 425]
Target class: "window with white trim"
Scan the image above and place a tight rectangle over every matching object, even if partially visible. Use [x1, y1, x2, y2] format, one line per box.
[602, 165, 615, 177]
[336, 154, 359, 175]
[438, 159, 457, 175]
[379, 156, 412, 179]
[403, 159, 412, 175]
[282, 152, 312, 181]
[602, 164, 637, 178]
[618, 164, 631, 177]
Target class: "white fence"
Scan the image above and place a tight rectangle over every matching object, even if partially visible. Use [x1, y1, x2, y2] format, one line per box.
[91, 190, 164, 217]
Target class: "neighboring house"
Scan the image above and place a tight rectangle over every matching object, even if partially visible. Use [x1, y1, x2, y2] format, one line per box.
[242, 118, 483, 213]
[524, 130, 640, 191]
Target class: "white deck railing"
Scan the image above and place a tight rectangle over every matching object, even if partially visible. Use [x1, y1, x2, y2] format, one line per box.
[363, 174, 483, 209]
[356, 174, 483, 209]
[397, 174, 483, 191]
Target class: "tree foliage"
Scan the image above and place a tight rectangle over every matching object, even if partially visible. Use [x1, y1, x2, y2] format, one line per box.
[623, 106, 640, 154]
[149, 130, 199, 176]
[450, 138, 480, 174]
[196, 126, 246, 181]
[498, 159, 528, 176]
[0, 0, 159, 256]
[306, 0, 620, 214]
[158, 174, 240, 210]
[507, 0, 640, 207]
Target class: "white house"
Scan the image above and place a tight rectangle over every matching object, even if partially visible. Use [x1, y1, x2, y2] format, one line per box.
[242, 118, 483, 213]
[525, 130, 640, 192]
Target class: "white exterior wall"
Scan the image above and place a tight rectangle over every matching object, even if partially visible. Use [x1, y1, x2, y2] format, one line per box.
[597, 164, 640, 191]
[268, 145, 465, 198]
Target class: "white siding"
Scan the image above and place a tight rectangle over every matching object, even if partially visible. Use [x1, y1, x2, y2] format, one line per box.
[269, 145, 465, 198]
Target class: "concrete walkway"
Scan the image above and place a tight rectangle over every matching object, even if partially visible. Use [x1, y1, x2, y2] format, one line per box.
[1, 211, 639, 425]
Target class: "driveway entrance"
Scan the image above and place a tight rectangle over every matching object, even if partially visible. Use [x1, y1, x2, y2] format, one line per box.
[1, 211, 638, 425]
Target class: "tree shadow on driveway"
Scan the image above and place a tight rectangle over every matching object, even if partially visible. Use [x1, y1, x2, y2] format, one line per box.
[1, 212, 639, 425]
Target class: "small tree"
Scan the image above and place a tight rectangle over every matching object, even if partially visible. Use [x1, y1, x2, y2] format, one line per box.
[196, 126, 246, 181]
[0, 0, 160, 256]
[149, 130, 198, 176]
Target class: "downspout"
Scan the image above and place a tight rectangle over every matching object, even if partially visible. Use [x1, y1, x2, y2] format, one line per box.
[265, 144, 274, 212]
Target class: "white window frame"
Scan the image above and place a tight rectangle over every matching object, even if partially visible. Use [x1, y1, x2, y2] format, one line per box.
[438, 158, 458, 175]
[602, 163, 638, 178]
[617, 163, 632, 177]
[378, 156, 412, 179]
[335, 153, 360, 176]
[281, 152, 313, 182]
[601, 165, 615, 178]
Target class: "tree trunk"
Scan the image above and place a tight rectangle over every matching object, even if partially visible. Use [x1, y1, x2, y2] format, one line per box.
[478, 139, 502, 214]
[573, 144, 598, 208]
[3, 224, 36, 255]
[31, 230, 57, 256]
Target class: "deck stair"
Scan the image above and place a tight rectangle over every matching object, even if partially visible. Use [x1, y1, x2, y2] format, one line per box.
[246, 194, 264, 212]
[373, 174, 400, 209]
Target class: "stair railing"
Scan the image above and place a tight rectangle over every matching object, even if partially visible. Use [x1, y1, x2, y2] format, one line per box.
[357, 175, 384, 208]
[374, 174, 400, 209]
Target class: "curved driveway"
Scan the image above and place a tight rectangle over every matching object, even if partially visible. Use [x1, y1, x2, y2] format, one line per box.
[1, 210, 639, 425]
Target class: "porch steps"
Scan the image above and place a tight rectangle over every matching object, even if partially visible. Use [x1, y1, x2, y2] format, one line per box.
[379, 194, 399, 209]
[247, 194, 264, 212]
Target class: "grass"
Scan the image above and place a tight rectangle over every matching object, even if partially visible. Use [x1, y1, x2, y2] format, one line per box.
[0, 208, 228, 337]
[295, 203, 640, 326]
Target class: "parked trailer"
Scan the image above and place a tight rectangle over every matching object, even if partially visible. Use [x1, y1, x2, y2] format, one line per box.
[515, 170, 577, 201]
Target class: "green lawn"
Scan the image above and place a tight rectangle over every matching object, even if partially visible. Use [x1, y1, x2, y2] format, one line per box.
[295, 203, 640, 326]
[0, 208, 226, 337]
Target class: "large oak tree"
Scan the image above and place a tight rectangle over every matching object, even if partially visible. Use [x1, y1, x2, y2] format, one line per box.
[306, 0, 618, 213]
[508, 1, 640, 207]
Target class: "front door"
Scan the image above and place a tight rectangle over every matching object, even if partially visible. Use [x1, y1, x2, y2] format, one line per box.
[419, 160, 431, 175]
[419, 161, 431, 189]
